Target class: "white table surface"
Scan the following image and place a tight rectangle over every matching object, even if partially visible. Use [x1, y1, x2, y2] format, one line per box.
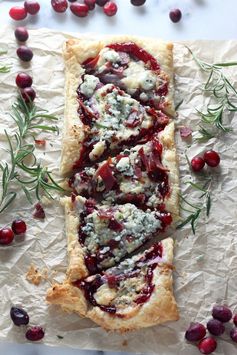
[0, 0, 237, 354]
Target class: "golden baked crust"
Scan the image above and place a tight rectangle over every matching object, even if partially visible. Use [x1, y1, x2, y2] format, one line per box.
[61, 36, 175, 175]
[46, 238, 179, 331]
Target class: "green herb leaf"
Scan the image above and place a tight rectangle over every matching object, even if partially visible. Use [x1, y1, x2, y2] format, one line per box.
[0, 96, 65, 214]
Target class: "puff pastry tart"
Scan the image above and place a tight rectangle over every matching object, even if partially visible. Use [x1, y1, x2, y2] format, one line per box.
[61, 36, 175, 175]
[46, 238, 179, 331]
[47, 35, 179, 331]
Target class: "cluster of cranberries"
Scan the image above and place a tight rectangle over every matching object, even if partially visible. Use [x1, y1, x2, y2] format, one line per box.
[0, 219, 27, 246]
[14, 27, 36, 103]
[50, 0, 119, 17]
[10, 307, 44, 341]
[9, 1, 40, 21]
[185, 305, 237, 354]
[191, 150, 220, 172]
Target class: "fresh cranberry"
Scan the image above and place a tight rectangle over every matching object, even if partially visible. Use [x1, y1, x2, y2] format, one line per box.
[84, 0, 96, 10]
[203, 150, 220, 167]
[212, 305, 232, 323]
[230, 328, 237, 343]
[14, 27, 29, 42]
[70, 3, 89, 17]
[96, 0, 108, 5]
[185, 322, 206, 342]
[33, 203, 45, 219]
[169, 8, 182, 23]
[51, 0, 68, 13]
[24, 1, 40, 15]
[103, 2, 117, 16]
[233, 314, 237, 327]
[16, 73, 33, 89]
[191, 156, 205, 172]
[131, 0, 146, 5]
[25, 326, 45, 341]
[207, 318, 225, 336]
[10, 307, 29, 326]
[0, 228, 14, 245]
[21, 87, 36, 103]
[198, 337, 217, 354]
[12, 219, 27, 235]
[16, 46, 33, 62]
[35, 139, 46, 146]
[9, 6, 27, 21]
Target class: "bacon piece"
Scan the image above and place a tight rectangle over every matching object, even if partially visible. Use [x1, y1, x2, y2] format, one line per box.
[180, 126, 192, 138]
[96, 162, 117, 192]
[124, 111, 142, 128]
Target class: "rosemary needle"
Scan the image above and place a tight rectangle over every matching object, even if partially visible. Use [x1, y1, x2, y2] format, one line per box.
[0, 96, 64, 214]
[187, 47, 237, 140]
[177, 179, 212, 235]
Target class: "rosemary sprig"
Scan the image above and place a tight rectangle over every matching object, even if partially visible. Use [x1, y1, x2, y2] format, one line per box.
[0, 49, 11, 73]
[0, 96, 64, 214]
[177, 179, 212, 234]
[187, 47, 237, 140]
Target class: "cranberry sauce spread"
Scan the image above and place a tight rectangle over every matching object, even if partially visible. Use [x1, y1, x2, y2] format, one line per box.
[73, 242, 163, 316]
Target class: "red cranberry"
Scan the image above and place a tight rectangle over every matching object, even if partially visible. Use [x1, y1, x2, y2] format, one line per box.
[35, 139, 46, 146]
[33, 203, 45, 219]
[25, 326, 45, 341]
[96, 0, 108, 5]
[10, 307, 29, 326]
[16, 73, 33, 88]
[230, 328, 237, 343]
[0, 228, 14, 245]
[16, 46, 33, 62]
[203, 150, 220, 167]
[24, 1, 40, 15]
[131, 0, 146, 5]
[233, 314, 237, 327]
[9, 6, 27, 21]
[207, 318, 225, 336]
[103, 2, 117, 16]
[198, 337, 217, 354]
[12, 219, 27, 235]
[185, 322, 206, 342]
[70, 3, 89, 17]
[14, 27, 29, 42]
[191, 156, 205, 172]
[85, 255, 98, 274]
[169, 8, 182, 23]
[84, 0, 96, 10]
[212, 305, 232, 323]
[21, 87, 36, 103]
[51, 0, 68, 13]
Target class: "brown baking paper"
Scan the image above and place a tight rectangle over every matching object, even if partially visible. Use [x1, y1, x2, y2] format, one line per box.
[0, 27, 236, 354]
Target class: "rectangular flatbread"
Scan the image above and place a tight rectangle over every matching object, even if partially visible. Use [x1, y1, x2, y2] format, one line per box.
[47, 35, 179, 332]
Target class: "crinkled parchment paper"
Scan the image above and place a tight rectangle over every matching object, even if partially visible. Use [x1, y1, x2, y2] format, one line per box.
[0, 27, 237, 354]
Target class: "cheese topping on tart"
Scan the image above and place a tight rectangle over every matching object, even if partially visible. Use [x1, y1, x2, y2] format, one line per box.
[75, 81, 169, 169]
[76, 199, 168, 272]
[82, 42, 169, 111]
[73, 241, 164, 316]
[70, 136, 170, 210]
